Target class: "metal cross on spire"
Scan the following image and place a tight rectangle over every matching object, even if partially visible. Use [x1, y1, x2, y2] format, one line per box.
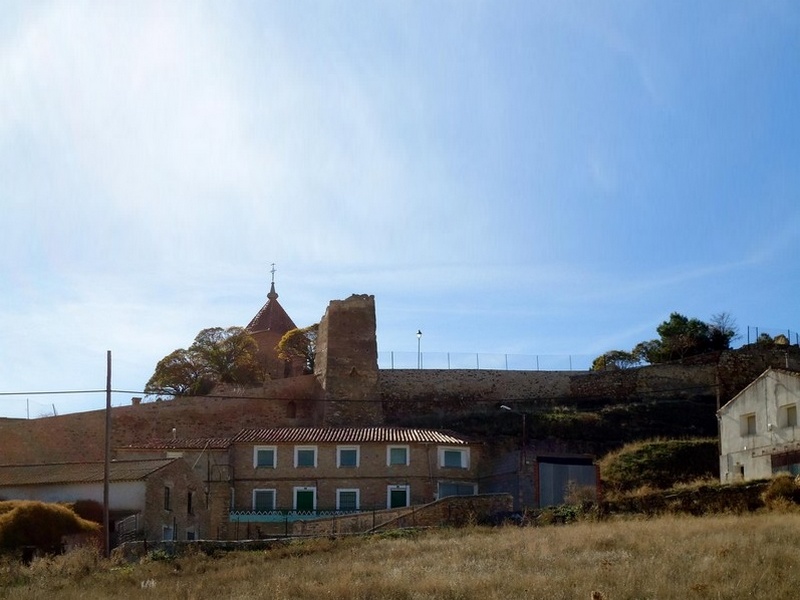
[270, 263, 276, 284]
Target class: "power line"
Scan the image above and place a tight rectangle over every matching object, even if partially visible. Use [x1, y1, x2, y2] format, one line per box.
[0, 389, 143, 397]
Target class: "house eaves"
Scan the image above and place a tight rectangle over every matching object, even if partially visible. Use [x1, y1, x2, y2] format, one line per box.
[0, 459, 179, 487]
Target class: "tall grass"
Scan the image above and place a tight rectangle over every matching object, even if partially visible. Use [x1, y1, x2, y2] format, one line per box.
[3, 513, 800, 599]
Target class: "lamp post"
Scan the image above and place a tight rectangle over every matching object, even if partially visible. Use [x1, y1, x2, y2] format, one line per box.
[416, 330, 422, 369]
[500, 404, 526, 510]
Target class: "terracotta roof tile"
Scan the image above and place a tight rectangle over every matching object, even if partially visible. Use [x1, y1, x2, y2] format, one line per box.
[246, 283, 297, 334]
[122, 438, 233, 450]
[232, 427, 472, 445]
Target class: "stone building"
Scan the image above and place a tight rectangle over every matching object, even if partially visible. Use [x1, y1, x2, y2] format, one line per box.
[718, 368, 800, 482]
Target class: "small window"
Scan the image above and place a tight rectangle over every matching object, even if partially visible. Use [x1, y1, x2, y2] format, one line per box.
[337, 489, 360, 511]
[253, 489, 276, 512]
[295, 446, 317, 468]
[162, 525, 174, 541]
[741, 414, 757, 436]
[387, 445, 409, 466]
[187, 491, 194, 515]
[439, 447, 469, 469]
[186, 529, 196, 541]
[164, 486, 172, 511]
[781, 405, 798, 428]
[387, 485, 410, 509]
[254, 446, 276, 468]
[337, 446, 359, 468]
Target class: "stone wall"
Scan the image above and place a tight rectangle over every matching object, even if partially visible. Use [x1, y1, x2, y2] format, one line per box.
[293, 493, 513, 535]
[0, 375, 323, 465]
[379, 363, 719, 425]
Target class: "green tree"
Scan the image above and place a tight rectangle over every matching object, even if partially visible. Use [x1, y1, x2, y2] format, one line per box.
[591, 350, 640, 371]
[189, 327, 262, 384]
[592, 312, 739, 368]
[144, 348, 213, 396]
[277, 324, 319, 374]
[145, 327, 262, 397]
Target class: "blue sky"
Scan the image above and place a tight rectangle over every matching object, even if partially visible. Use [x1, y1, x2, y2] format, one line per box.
[1, 1, 798, 418]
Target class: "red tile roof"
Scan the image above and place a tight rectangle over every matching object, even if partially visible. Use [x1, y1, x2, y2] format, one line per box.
[0, 459, 179, 487]
[122, 438, 233, 450]
[232, 427, 472, 445]
[246, 282, 297, 334]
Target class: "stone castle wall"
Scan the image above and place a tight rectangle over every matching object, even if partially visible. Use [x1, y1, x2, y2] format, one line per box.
[4, 292, 799, 467]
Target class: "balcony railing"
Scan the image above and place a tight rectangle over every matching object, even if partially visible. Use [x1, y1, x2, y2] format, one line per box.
[228, 508, 361, 523]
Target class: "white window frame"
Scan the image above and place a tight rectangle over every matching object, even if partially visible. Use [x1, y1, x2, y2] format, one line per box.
[294, 445, 318, 468]
[438, 446, 470, 469]
[387, 484, 410, 509]
[252, 488, 277, 512]
[387, 445, 410, 466]
[336, 488, 360, 511]
[293, 486, 317, 511]
[337, 445, 360, 468]
[253, 445, 277, 468]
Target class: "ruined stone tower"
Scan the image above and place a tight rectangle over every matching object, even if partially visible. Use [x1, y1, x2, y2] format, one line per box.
[314, 294, 382, 426]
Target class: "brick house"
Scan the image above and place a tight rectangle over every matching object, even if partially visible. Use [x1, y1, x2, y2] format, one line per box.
[118, 427, 480, 538]
[718, 368, 800, 482]
[229, 427, 479, 514]
[0, 458, 209, 543]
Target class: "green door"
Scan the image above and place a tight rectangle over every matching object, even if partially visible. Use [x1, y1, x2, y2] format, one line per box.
[295, 489, 315, 511]
[389, 487, 408, 509]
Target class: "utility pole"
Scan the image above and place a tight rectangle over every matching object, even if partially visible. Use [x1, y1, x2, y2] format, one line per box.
[103, 351, 111, 558]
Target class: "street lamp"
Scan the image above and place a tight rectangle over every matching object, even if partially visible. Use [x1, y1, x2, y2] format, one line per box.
[500, 404, 527, 510]
[416, 330, 422, 369]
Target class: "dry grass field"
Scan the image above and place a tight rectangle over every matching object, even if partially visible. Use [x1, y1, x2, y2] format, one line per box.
[3, 512, 800, 599]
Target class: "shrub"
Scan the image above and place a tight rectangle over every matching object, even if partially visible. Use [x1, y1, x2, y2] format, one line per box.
[762, 475, 800, 509]
[68, 500, 104, 524]
[600, 438, 719, 493]
[0, 501, 100, 555]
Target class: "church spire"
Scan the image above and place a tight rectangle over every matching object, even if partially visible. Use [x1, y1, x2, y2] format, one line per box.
[268, 263, 278, 300]
[246, 263, 295, 334]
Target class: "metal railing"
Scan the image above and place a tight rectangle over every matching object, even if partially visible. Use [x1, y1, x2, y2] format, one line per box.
[745, 326, 800, 346]
[378, 351, 594, 371]
[228, 508, 362, 523]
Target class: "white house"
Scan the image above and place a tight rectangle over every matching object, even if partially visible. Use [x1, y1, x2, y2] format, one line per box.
[718, 368, 800, 482]
[0, 458, 209, 543]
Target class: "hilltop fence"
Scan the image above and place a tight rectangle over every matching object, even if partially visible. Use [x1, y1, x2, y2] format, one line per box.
[744, 326, 800, 346]
[378, 351, 594, 371]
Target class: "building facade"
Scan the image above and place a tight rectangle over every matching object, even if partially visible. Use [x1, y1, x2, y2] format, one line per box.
[229, 427, 479, 517]
[718, 368, 800, 482]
